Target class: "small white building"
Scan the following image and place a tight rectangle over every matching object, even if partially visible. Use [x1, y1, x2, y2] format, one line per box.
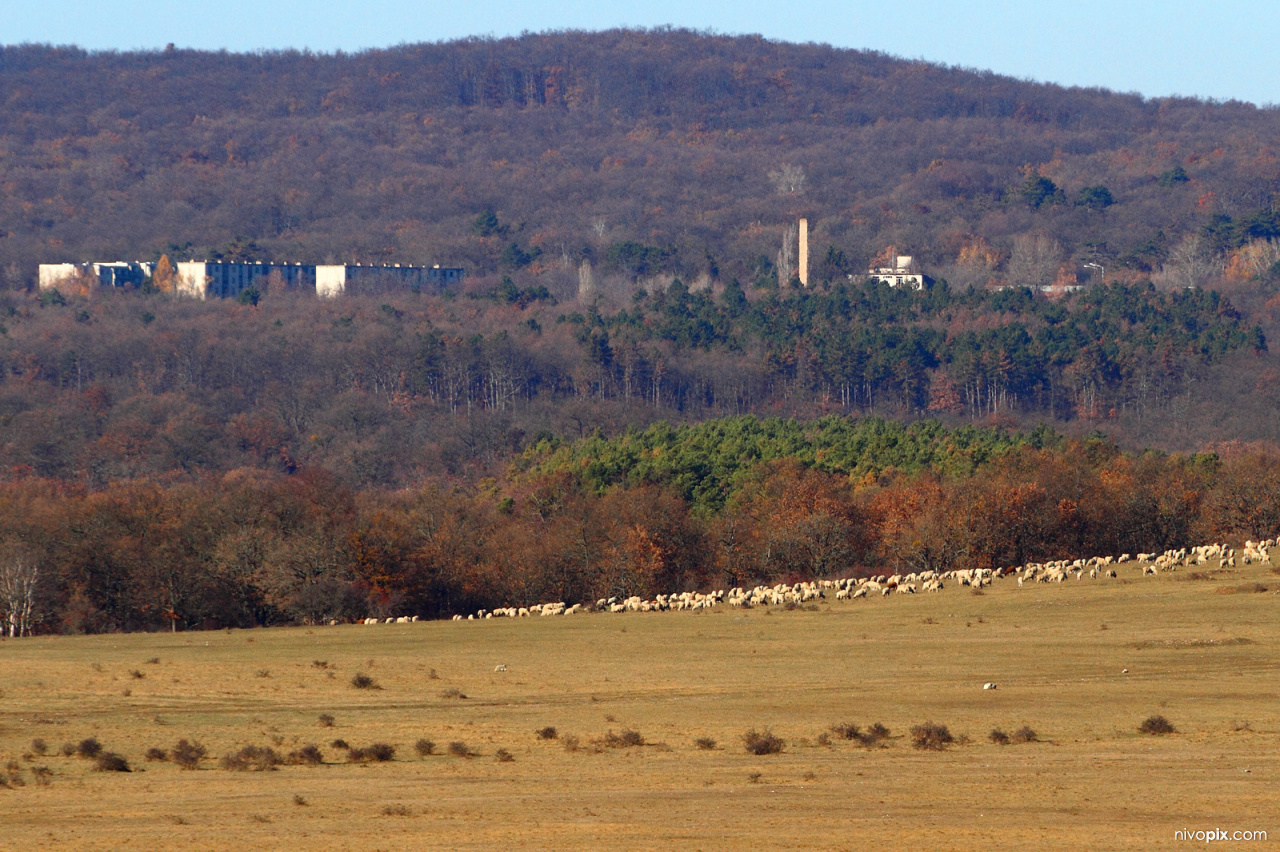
[868, 255, 925, 290]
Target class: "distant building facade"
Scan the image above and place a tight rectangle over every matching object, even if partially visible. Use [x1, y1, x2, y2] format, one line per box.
[39, 260, 463, 298]
[176, 261, 315, 299]
[868, 255, 926, 290]
[314, 264, 465, 298]
[39, 261, 155, 292]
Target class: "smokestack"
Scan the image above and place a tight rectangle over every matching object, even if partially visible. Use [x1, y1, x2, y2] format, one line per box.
[798, 218, 809, 286]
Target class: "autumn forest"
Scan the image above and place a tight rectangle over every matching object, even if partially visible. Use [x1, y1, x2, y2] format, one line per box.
[4, 30, 1280, 633]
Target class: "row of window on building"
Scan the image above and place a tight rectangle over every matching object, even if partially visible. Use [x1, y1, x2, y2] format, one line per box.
[37, 261, 465, 299]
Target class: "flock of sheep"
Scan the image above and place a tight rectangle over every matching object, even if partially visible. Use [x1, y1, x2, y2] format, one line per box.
[359, 540, 1274, 626]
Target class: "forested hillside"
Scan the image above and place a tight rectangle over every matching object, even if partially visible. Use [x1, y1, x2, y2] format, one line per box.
[7, 30, 1280, 634]
[2, 29, 1280, 291]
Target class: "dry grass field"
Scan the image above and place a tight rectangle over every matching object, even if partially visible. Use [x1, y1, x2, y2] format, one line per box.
[2, 561, 1278, 851]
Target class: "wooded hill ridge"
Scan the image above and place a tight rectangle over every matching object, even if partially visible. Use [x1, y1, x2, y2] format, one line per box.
[2, 28, 1280, 293]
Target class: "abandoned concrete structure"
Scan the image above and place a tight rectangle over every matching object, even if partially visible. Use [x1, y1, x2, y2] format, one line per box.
[38, 260, 463, 298]
[868, 255, 926, 290]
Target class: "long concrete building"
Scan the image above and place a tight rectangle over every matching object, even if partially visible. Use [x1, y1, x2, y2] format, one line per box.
[38, 261, 155, 291]
[39, 261, 463, 298]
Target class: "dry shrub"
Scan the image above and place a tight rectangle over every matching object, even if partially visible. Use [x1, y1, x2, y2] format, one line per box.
[447, 741, 475, 758]
[30, 739, 47, 756]
[350, 673, 380, 690]
[347, 743, 396, 763]
[287, 745, 324, 765]
[562, 735, 581, 752]
[988, 729, 1010, 745]
[742, 730, 784, 755]
[858, 723, 891, 747]
[599, 729, 644, 748]
[694, 737, 716, 750]
[31, 766, 52, 786]
[1010, 726, 1038, 744]
[171, 739, 206, 769]
[330, 739, 349, 750]
[59, 743, 76, 757]
[293, 794, 308, 806]
[129, 669, 145, 679]
[220, 745, 282, 771]
[495, 748, 514, 762]
[145, 747, 168, 762]
[94, 752, 131, 772]
[910, 722, 954, 750]
[440, 687, 467, 699]
[382, 804, 412, 816]
[312, 660, 328, 669]
[536, 726, 558, 740]
[1139, 715, 1176, 735]
[414, 739, 435, 757]
[317, 713, 335, 727]
[830, 722, 861, 740]
[76, 738, 103, 759]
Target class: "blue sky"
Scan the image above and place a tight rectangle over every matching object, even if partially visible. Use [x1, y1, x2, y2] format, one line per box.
[3, 0, 1276, 106]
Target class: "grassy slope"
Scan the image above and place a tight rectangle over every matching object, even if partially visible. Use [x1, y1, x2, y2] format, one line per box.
[1, 562, 1278, 851]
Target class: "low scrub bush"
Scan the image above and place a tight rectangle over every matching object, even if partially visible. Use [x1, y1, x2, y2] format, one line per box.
[536, 726, 558, 740]
[910, 722, 954, 751]
[830, 722, 861, 740]
[347, 743, 396, 763]
[145, 747, 168, 762]
[287, 745, 324, 765]
[447, 741, 475, 758]
[350, 673, 380, 690]
[1010, 726, 1038, 744]
[414, 739, 435, 757]
[382, 804, 412, 816]
[562, 735, 581, 752]
[862, 723, 891, 746]
[742, 730, 784, 755]
[3, 761, 24, 787]
[440, 687, 467, 699]
[317, 713, 335, 727]
[94, 752, 131, 772]
[76, 738, 103, 759]
[495, 748, 514, 762]
[31, 766, 52, 786]
[330, 739, 349, 750]
[30, 739, 47, 756]
[599, 729, 645, 748]
[220, 745, 282, 771]
[988, 729, 1010, 745]
[694, 737, 717, 750]
[1139, 715, 1176, 735]
[171, 739, 206, 769]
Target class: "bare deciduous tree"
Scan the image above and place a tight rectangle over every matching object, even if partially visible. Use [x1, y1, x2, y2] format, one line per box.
[1004, 235, 1063, 289]
[768, 163, 806, 195]
[777, 221, 797, 287]
[0, 545, 40, 638]
[1154, 234, 1220, 290]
